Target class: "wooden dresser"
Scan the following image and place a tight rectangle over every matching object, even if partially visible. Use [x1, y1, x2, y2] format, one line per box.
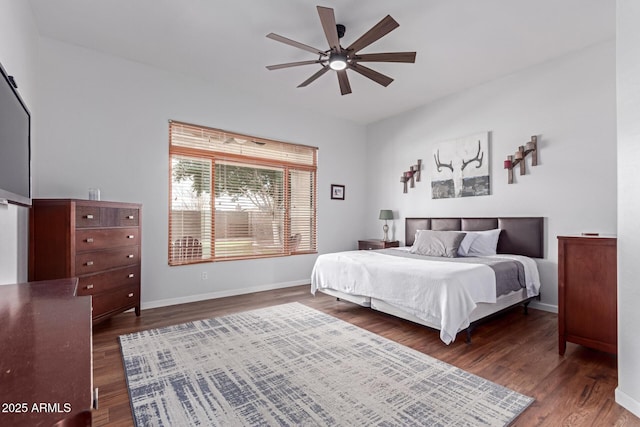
[557, 235, 617, 355]
[0, 278, 94, 426]
[29, 199, 142, 324]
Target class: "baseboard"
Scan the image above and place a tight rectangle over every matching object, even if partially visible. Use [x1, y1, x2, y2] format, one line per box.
[529, 301, 558, 314]
[616, 388, 640, 419]
[141, 280, 309, 310]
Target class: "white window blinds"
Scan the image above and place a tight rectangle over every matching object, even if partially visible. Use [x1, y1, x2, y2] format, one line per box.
[169, 121, 317, 265]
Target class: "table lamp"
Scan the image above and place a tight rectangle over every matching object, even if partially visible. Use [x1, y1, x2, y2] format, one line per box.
[379, 210, 393, 241]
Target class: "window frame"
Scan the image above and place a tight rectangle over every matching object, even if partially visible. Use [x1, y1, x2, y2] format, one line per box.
[168, 120, 317, 265]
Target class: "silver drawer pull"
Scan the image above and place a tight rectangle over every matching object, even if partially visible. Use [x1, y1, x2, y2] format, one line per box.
[85, 238, 94, 243]
[128, 273, 135, 278]
[86, 284, 94, 290]
[126, 215, 134, 219]
[128, 293, 134, 298]
[127, 254, 134, 258]
[127, 235, 134, 239]
[85, 261, 94, 266]
[85, 214, 94, 219]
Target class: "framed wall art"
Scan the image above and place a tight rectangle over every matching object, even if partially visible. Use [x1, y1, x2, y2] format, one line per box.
[431, 132, 490, 199]
[331, 184, 345, 200]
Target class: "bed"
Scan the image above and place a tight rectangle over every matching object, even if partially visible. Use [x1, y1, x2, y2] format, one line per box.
[311, 217, 544, 344]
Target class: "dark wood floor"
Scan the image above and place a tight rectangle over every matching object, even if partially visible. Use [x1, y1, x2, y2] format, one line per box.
[92, 285, 640, 426]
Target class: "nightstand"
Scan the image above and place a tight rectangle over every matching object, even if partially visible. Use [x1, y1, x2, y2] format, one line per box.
[358, 239, 400, 250]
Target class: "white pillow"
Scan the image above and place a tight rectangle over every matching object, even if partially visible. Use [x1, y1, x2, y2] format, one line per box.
[464, 229, 502, 256]
[457, 233, 480, 256]
[410, 230, 467, 258]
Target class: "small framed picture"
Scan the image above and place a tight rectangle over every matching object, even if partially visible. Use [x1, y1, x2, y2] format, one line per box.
[331, 184, 345, 200]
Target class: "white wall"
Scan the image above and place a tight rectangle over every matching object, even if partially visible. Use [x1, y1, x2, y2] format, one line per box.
[365, 41, 617, 311]
[0, 0, 39, 284]
[35, 38, 367, 306]
[616, 0, 640, 418]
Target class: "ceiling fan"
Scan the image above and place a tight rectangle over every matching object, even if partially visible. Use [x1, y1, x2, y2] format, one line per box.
[266, 6, 416, 95]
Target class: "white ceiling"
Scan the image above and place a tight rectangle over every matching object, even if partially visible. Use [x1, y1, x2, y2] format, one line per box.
[27, 0, 615, 124]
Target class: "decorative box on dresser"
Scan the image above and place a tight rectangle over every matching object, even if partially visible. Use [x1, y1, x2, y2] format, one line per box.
[29, 199, 142, 324]
[358, 239, 400, 250]
[557, 235, 617, 355]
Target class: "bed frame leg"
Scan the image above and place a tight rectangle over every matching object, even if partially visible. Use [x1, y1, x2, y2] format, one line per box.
[465, 326, 474, 344]
[523, 293, 541, 315]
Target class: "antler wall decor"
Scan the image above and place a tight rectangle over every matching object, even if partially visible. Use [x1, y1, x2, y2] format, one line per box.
[400, 159, 422, 193]
[461, 141, 484, 170]
[503, 135, 538, 184]
[434, 150, 453, 172]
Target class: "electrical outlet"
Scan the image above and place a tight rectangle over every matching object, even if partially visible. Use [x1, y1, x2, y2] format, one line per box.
[201, 272, 208, 280]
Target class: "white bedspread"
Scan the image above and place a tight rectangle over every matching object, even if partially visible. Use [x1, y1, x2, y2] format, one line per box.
[311, 250, 540, 344]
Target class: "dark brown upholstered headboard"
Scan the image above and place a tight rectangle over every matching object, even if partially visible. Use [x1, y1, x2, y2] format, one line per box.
[405, 217, 544, 258]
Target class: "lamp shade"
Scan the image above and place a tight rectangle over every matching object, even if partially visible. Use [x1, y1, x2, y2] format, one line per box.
[379, 210, 393, 220]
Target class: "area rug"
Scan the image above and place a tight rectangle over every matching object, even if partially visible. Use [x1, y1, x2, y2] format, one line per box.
[119, 303, 533, 426]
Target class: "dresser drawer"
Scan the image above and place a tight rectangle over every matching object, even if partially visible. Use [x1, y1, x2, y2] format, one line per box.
[75, 246, 140, 275]
[76, 227, 139, 251]
[118, 208, 140, 226]
[77, 265, 140, 295]
[92, 283, 139, 318]
[76, 206, 140, 228]
[76, 206, 101, 227]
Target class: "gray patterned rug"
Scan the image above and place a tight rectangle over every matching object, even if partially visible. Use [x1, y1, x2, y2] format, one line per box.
[119, 303, 533, 426]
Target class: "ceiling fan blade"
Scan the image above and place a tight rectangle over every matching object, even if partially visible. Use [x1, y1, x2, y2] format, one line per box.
[266, 33, 326, 56]
[337, 70, 352, 95]
[317, 6, 341, 52]
[297, 66, 330, 88]
[346, 15, 399, 54]
[266, 60, 324, 70]
[354, 52, 416, 63]
[349, 63, 394, 87]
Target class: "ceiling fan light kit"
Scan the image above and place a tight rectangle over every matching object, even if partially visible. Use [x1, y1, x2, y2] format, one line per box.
[328, 53, 348, 70]
[266, 5, 416, 95]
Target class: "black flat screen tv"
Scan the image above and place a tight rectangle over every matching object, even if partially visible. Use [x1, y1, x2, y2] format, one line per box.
[0, 60, 31, 206]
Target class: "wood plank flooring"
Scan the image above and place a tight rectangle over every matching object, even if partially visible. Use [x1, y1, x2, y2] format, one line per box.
[91, 286, 640, 426]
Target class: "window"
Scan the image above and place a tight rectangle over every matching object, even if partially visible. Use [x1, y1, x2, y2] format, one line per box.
[169, 121, 317, 265]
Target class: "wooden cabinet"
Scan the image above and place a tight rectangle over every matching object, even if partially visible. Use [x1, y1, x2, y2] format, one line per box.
[557, 236, 617, 355]
[29, 199, 142, 324]
[358, 239, 400, 250]
[0, 278, 94, 426]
